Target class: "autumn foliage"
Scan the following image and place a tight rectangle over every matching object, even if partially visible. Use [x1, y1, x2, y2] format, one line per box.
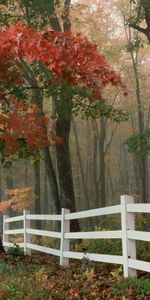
[0, 23, 127, 155]
[0, 187, 35, 213]
[0, 23, 127, 92]
[0, 100, 49, 154]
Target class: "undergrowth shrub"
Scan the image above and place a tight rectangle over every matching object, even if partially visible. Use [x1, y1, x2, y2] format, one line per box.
[111, 278, 150, 299]
[7, 244, 24, 256]
[72, 213, 150, 262]
[0, 260, 7, 274]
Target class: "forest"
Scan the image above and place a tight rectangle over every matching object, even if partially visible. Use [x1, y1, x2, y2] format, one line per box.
[0, 0, 149, 229]
[0, 0, 150, 299]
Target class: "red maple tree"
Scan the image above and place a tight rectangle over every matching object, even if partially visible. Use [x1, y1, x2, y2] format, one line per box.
[0, 23, 127, 155]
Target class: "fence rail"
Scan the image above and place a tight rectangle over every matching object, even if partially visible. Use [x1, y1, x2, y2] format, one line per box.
[3, 195, 150, 278]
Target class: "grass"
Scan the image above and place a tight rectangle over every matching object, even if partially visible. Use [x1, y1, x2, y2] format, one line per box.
[0, 252, 150, 300]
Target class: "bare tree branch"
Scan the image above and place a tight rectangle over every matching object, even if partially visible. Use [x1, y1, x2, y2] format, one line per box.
[129, 23, 150, 41]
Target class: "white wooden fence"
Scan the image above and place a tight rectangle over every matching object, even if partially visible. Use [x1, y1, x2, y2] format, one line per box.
[3, 195, 150, 278]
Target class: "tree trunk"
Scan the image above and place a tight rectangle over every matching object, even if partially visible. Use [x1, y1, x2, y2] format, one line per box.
[93, 133, 100, 207]
[43, 147, 61, 214]
[72, 119, 90, 209]
[49, 0, 80, 230]
[0, 237, 5, 252]
[107, 165, 115, 200]
[34, 160, 42, 229]
[130, 37, 148, 203]
[130, 116, 141, 196]
[24, 160, 28, 186]
[56, 116, 80, 232]
[91, 120, 99, 208]
[121, 144, 129, 194]
[99, 118, 106, 207]
[49, 1, 80, 231]
[43, 169, 49, 213]
[6, 173, 14, 218]
[137, 157, 149, 203]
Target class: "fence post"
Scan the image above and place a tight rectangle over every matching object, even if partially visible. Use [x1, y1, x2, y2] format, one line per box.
[121, 195, 137, 278]
[23, 210, 31, 255]
[60, 208, 70, 267]
[3, 214, 9, 250]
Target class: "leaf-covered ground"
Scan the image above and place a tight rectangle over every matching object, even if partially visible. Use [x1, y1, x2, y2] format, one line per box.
[0, 253, 150, 300]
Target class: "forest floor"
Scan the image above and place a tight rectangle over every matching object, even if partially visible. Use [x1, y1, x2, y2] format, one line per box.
[0, 252, 150, 300]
